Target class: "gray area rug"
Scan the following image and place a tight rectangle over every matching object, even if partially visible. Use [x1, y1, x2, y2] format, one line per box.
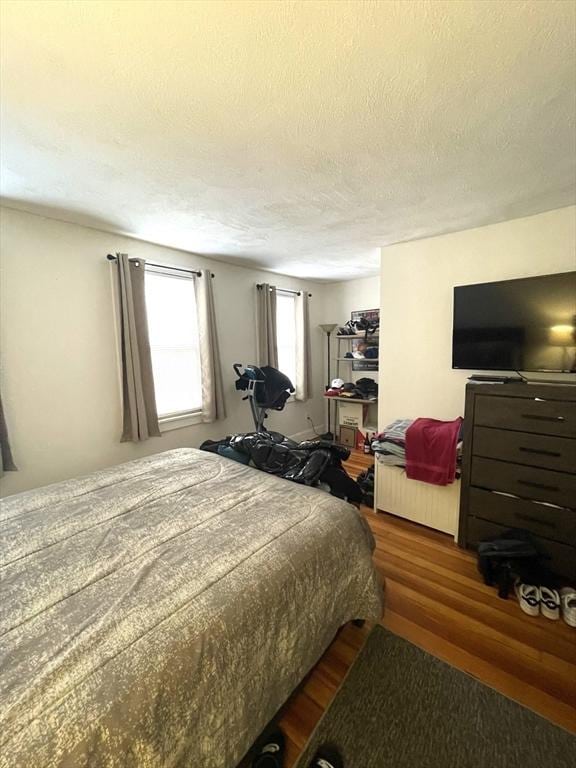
[296, 625, 574, 768]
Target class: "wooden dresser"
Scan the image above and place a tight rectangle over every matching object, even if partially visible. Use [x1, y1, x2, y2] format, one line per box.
[458, 382, 576, 582]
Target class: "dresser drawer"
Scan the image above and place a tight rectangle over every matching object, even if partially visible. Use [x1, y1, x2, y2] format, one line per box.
[468, 487, 576, 545]
[474, 395, 576, 438]
[472, 426, 576, 473]
[467, 516, 576, 582]
[471, 457, 576, 509]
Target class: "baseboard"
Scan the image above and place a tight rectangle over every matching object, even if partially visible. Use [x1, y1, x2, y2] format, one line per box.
[288, 426, 325, 442]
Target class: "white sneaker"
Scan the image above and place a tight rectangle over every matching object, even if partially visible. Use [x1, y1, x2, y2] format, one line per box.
[560, 588, 576, 627]
[539, 586, 560, 620]
[515, 582, 539, 617]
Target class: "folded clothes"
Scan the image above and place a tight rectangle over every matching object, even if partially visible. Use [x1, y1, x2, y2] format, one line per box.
[372, 417, 465, 478]
[372, 441, 405, 458]
[374, 418, 413, 444]
[405, 417, 463, 486]
[376, 452, 406, 468]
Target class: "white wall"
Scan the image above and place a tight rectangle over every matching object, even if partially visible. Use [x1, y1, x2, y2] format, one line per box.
[321, 276, 380, 327]
[0, 207, 330, 495]
[378, 205, 576, 429]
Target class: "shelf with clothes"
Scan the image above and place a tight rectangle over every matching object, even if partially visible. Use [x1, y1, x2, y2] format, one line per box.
[329, 333, 379, 438]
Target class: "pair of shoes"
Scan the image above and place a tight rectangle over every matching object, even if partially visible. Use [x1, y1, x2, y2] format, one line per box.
[252, 730, 342, 768]
[560, 588, 576, 627]
[515, 582, 562, 621]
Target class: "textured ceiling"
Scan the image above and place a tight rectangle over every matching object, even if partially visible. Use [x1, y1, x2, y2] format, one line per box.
[1, 0, 575, 280]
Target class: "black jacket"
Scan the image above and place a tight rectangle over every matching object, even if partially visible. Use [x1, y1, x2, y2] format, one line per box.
[200, 431, 362, 502]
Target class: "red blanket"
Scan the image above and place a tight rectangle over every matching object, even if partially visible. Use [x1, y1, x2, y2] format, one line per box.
[405, 417, 463, 486]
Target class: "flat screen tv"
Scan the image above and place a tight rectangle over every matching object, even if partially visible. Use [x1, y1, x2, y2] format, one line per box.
[452, 272, 576, 373]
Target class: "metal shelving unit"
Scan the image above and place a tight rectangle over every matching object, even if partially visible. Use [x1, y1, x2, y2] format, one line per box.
[330, 333, 379, 438]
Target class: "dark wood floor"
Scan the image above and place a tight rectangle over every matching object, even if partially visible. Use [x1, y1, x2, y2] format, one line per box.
[278, 451, 576, 767]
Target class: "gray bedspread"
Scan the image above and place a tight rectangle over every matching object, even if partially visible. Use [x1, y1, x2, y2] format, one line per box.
[0, 449, 383, 768]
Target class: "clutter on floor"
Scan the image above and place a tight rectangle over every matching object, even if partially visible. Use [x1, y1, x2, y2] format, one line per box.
[477, 527, 575, 627]
[356, 464, 375, 507]
[200, 431, 362, 502]
[248, 725, 343, 768]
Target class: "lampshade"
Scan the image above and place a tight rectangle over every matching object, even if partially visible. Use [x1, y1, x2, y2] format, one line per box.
[319, 323, 338, 334]
[548, 324, 575, 346]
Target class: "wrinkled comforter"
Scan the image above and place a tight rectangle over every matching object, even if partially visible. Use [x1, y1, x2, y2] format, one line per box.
[0, 449, 383, 768]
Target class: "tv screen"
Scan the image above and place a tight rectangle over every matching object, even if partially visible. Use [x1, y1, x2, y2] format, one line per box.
[452, 272, 576, 373]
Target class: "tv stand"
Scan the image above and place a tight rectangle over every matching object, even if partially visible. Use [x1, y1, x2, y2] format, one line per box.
[458, 381, 576, 582]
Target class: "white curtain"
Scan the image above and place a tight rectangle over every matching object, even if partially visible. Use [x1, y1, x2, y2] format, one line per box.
[295, 291, 312, 401]
[256, 283, 278, 367]
[196, 269, 226, 422]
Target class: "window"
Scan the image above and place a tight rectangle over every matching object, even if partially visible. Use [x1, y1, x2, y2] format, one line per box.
[276, 290, 297, 388]
[144, 268, 202, 418]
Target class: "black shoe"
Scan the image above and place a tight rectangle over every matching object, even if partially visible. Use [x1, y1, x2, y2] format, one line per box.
[309, 744, 343, 768]
[252, 728, 285, 768]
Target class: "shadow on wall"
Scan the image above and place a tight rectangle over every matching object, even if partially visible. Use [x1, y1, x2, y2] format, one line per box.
[0, 197, 273, 271]
[0, 196, 128, 235]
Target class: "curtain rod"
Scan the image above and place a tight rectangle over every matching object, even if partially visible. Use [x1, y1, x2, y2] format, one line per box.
[106, 254, 214, 278]
[256, 283, 312, 297]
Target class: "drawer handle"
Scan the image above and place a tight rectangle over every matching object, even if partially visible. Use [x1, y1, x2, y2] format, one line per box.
[519, 446, 561, 458]
[521, 413, 566, 423]
[514, 512, 555, 529]
[518, 479, 558, 493]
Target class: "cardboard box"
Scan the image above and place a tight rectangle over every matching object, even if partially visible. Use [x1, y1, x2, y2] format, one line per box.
[338, 425, 356, 448]
[339, 402, 364, 429]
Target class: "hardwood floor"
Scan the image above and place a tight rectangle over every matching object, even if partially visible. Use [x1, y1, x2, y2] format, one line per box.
[278, 451, 576, 767]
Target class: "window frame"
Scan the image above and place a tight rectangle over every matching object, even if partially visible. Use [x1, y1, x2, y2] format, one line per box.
[144, 264, 204, 431]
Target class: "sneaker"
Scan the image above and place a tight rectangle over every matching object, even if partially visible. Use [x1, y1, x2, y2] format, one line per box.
[252, 728, 285, 768]
[560, 588, 576, 627]
[539, 586, 560, 620]
[308, 745, 343, 768]
[514, 582, 539, 617]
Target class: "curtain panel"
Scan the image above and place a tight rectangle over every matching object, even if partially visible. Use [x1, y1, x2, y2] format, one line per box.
[196, 269, 226, 423]
[115, 254, 161, 442]
[295, 291, 313, 401]
[0, 389, 17, 474]
[256, 283, 278, 368]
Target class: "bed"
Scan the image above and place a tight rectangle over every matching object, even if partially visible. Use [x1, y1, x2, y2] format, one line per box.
[0, 448, 383, 768]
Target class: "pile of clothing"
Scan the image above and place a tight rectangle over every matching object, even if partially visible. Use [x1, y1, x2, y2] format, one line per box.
[371, 419, 412, 467]
[325, 377, 378, 400]
[372, 417, 464, 486]
[343, 346, 378, 360]
[200, 431, 362, 502]
[337, 317, 379, 338]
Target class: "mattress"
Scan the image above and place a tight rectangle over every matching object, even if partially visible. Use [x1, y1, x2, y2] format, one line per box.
[0, 448, 383, 768]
